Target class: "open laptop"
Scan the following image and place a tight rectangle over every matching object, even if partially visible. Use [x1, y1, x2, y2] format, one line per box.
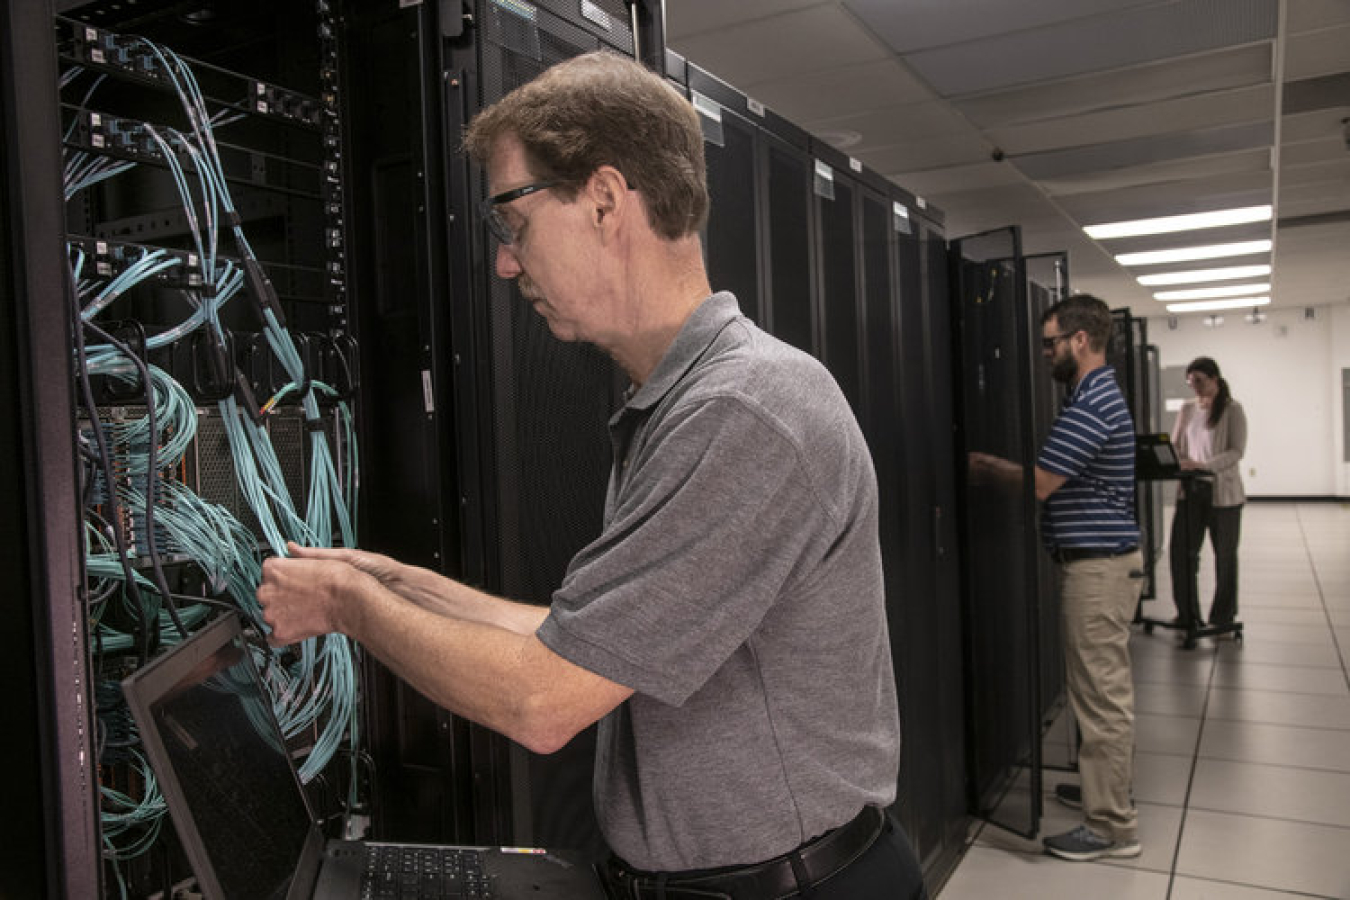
[1135, 432, 1183, 481]
[121, 612, 609, 900]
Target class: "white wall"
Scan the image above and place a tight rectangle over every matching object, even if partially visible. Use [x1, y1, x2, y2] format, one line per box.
[1143, 303, 1350, 498]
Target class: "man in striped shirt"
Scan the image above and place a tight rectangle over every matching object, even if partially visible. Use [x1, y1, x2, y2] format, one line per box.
[1034, 294, 1144, 862]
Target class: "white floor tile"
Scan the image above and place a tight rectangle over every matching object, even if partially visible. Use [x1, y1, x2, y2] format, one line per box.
[1175, 809, 1350, 898]
[938, 845, 1171, 900]
[1171, 874, 1344, 899]
[1210, 660, 1350, 695]
[940, 505, 1350, 899]
[1214, 639, 1343, 668]
[1135, 713, 1202, 756]
[1189, 758, 1350, 827]
[1135, 682, 1209, 718]
[1198, 719, 1350, 772]
[1205, 686, 1350, 729]
[1133, 751, 1194, 807]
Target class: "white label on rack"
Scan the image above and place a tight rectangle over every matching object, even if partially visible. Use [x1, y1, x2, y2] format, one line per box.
[849, 157, 863, 173]
[814, 160, 834, 182]
[691, 92, 722, 124]
[747, 98, 765, 117]
[421, 370, 435, 414]
[581, 0, 613, 30]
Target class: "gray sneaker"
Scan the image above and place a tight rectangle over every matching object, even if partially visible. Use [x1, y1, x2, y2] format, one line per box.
[1043, 825, 1141, 861]
[1054, 783, 1082, 809]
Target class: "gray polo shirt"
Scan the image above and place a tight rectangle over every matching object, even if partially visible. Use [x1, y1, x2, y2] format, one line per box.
[536, 292, 900, 872]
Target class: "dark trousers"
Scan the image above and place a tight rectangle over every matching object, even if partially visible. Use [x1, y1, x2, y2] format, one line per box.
[809, 814, 927, 900]
[601, 813, 927, 900]
[1169, 480, 1243, 627]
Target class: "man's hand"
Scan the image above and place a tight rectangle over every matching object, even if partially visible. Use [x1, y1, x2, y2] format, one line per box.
[285, 542, 404, 587]
[257, 553, 376, 645]
[967, 451, 1019, 487]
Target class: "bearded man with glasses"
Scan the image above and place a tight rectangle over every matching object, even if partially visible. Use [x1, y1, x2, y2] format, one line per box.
[969, 293, 1143, 863]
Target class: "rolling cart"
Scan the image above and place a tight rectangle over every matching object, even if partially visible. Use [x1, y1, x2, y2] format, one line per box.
[1134, 437, 1243, 650]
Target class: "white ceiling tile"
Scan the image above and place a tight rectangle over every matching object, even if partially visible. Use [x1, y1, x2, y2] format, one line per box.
[879, 162, 1026, 198]
[668, 6, 887, 88]
[1280, 137, 1350, 166]
[1053, 172, 1273, 221]
[1283, 23, 1350, 80]
[986, 85, 1274, 156]
[1280, 108, 1350, 144]
[860, 134, 993, 173]
[1286, 0, 1350, 35]
[953, 44, 1273, 128]
[664, 0, 828, 41]
[1013, 122, 1274, 180]
[899, 0, 1277, 97]
[747, 59, 934, 124]
[806, 101, 976, 149]
[841, 0, 1156, 53]
[1036, 148, 1272, 195]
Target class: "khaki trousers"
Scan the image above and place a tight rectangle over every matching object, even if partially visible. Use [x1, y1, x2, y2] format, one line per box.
[1060, 551, 1144, 843]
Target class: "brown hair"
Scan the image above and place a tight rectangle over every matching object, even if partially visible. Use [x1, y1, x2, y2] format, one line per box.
[1186, 356, 1231, 427]
[463, 51, 709, 241]
[1041, 293, 1114, 353]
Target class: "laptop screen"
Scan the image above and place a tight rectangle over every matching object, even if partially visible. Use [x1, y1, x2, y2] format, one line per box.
[125, 615, 315, 899]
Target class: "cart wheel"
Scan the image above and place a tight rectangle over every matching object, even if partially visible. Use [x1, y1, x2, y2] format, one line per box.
[1144, 622, 1155, 635]
[1182, 636, 1197, 650]
[1235, 630, 1244, 646]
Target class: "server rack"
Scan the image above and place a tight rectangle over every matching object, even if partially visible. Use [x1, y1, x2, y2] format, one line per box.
[678, 58, 971, 888]
[1107, 309, 1164, 598]
[951, 227, 1045, 840]
[12, 5, 983, 895]
[1023, 256, 1068, 741]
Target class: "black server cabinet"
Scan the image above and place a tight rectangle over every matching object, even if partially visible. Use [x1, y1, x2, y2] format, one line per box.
[11, 0, 364, 894]
[892, 199, 967, 882]
[951, 228, 1045, 840]
[438, 0, 641, 857]
[810, 144, 863, 414]
[686, 63, 765, 325]
[343, 0, 478, 845]
[758, 126, 817, 354]
[2, 2, 100, 896]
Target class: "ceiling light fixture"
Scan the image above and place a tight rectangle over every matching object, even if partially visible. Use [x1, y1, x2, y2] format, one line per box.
[1085, 205, 1271, 239]
[1137, 264, 1271, 286]
[1116, 239, 1272, 267]
[1165, 297, 1271, 313]
[1154, 282, 1271, 301]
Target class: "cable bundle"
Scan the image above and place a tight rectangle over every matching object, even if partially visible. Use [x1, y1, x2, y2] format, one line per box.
[62, 22, 364, 878]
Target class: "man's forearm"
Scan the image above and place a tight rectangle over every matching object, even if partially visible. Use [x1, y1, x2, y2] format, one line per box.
[338, 579, 627, 754]
[387, 565, 549, 635]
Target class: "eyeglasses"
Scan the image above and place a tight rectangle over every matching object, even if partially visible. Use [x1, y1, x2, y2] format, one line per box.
[480, 180, 560, 245]
[1041, 332, 1075, 350]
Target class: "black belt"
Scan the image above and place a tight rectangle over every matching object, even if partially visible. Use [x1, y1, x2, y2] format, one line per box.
[1052, 545, 1138, 564]
[601, 805, 886, 900]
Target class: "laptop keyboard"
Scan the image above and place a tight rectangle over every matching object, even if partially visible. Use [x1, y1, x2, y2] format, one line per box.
[361, 844, 493, 899]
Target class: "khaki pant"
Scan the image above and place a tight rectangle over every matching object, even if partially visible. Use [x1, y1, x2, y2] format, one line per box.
[1060, 551, 1144, 843]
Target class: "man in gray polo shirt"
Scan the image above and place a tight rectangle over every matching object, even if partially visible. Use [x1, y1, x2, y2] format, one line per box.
[258, 51, 923, 900]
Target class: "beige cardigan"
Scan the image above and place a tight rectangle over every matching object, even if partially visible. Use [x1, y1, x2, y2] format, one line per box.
[1171, 398, 1247, 507]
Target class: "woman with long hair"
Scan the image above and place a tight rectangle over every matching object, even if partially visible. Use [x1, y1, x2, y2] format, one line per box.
[1169, 356, 1248, 631]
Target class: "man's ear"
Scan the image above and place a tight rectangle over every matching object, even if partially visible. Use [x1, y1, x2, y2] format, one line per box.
[586, 165, 629, 229]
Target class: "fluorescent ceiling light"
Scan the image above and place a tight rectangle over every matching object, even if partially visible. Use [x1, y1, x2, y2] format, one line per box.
[1116, 239, 1272, 266]
[1154, 282, 1271, 301]
[1165, 297, 1271, 313]
[1085, 205, 1271, 239]
[1137, 264, 1271, 286]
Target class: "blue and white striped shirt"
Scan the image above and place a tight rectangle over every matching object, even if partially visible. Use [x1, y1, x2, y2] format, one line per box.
[1038, 365, 1138, 552]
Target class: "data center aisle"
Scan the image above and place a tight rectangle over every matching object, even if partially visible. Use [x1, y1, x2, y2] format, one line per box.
[938, 501, 1350, 900]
